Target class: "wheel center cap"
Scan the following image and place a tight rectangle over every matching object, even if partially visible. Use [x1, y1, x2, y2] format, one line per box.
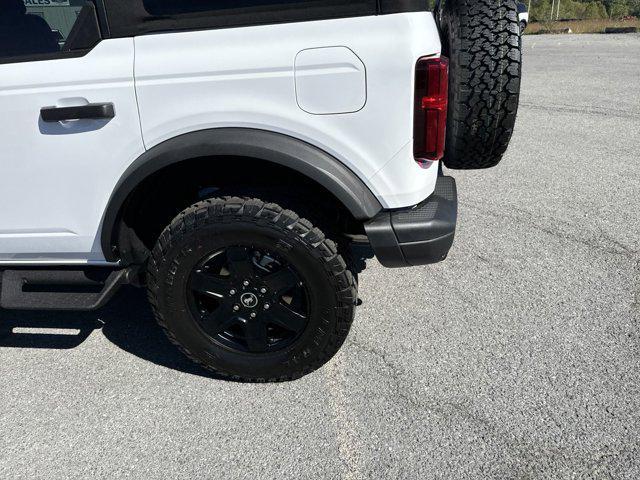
[240, 292, 259, 309]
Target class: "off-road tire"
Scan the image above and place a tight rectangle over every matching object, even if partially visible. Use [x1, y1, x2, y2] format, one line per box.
[147, 197, 357, 382]
[438, 0, 522, 169]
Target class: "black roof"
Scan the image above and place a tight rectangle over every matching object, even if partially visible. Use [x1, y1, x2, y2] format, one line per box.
[102, 0, 428, 38]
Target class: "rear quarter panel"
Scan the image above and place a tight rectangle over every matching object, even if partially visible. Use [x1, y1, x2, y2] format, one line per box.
[134, 12, 442, 209]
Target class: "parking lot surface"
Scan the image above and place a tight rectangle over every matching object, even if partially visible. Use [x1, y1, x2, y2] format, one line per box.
[1, 34, 639, 479]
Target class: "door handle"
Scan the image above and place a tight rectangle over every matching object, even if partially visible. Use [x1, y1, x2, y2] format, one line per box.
[40, 103, 115, 122]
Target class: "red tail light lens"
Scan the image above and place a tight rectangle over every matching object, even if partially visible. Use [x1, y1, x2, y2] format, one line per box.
[414, 56, 449, 164]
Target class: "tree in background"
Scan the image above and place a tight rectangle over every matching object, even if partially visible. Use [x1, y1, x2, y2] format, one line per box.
[527, 0, 638, 20]
[609, 0, 630, 17]
[423, 0, 638, 21]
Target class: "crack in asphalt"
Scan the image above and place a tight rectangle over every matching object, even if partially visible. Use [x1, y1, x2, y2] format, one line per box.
[343, 338, 639, 478]
[519, 101, 640, 120]
[460, 200, 639, 259]
[632, 260, 640, 318]
[345, 338, 497, 430]
[581, 444, 640, 479]
[342, 339, 560, 476]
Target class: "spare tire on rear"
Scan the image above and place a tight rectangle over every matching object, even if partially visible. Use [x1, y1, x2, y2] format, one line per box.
[437, 0, 522, 170]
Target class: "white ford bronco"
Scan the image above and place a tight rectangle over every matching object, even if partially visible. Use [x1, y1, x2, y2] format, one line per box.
[0, 0, 521, 381]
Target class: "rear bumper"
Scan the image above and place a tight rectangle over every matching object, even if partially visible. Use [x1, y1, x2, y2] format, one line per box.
[364, 176, 458, 268]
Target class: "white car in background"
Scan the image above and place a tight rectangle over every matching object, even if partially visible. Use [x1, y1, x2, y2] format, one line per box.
[518, 2, 530, 32]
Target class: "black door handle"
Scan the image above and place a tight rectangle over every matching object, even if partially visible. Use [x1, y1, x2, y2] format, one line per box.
[40, 103, 115, 122]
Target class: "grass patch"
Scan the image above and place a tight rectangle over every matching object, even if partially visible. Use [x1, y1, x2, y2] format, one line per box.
[526, 18, 640, 34]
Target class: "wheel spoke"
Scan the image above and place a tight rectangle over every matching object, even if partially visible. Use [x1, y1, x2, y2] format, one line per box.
[263, 268, 298, 295]
[226, 246, 255, 280]
[266, 303, 307, 334]
[188, 244, 310, 354]
[200, 303, 237, 336]
[245, 320, 269, 352]
[191, 271, 232, 297]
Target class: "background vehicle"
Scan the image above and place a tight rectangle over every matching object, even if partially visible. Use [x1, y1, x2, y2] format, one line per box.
[518, 2, 530, 32]
[0, 0, 521, 381]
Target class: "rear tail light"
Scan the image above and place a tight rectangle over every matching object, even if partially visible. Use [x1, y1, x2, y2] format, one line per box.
[414, 56, 449, 165]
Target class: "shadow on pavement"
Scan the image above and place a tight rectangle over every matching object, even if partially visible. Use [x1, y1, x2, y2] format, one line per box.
[0, 287, 219, 379]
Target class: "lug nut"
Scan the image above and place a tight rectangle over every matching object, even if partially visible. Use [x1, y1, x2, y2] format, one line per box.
[230, 289, 236, 295]
[243, 280, 250, 287]
[263, 303, 270, 310]
[250, 312, 257, 319]
[233, 305, 240, 312]
[260, 287, 267, 294]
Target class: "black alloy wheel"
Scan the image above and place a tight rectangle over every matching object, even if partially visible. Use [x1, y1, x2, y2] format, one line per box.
[187, 246, 310, 354]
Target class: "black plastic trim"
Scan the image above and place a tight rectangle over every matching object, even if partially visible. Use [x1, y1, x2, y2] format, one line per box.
[102, 0, 431, 38]
[379, 0, 430, 14]
[40, 103, 115, 122]
[104, 0, 376, 38]
[101, 128, 383, 262]
[364, 212, 407, 268]
[93, 0, 111, 37]
[365, 176, 457, 268]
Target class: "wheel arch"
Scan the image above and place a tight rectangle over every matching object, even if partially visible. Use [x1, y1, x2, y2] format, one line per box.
[100, 128, 382, 263]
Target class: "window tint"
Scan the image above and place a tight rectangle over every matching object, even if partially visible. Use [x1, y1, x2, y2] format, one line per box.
[143, 0, 369, 16]
[0, 0, 100, 63]
[105, 0, 377, 38]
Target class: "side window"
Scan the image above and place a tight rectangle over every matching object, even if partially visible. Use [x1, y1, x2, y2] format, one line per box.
[143, 0, 372, 16]
[106, 1, 377, 37]
[0, 0, 101, 64]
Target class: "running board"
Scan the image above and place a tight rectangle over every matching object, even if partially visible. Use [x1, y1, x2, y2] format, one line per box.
[0, 267, 139, 311]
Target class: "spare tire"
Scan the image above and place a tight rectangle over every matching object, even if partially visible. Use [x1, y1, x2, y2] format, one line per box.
[437, 0, 522, 170]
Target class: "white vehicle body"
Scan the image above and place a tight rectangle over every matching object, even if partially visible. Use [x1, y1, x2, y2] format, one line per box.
[518, 2, 530, 27]
[0, 0, 523, 379]
[0, 11, 441, 265]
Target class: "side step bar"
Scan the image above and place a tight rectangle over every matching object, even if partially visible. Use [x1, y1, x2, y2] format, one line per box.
[0, 267, 140, 311]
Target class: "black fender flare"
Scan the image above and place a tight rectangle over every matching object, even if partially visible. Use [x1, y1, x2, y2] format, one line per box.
[101, 128, 382, 262]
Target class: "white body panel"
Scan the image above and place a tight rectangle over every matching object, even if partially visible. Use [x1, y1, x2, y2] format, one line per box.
[134, 12, 441, 209]
[0, 12, 441, 265]
[0, 39, 144, 264]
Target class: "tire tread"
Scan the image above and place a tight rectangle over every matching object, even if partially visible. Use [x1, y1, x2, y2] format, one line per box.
[146, 196, 357, 382]
[442, 0, 522, 170]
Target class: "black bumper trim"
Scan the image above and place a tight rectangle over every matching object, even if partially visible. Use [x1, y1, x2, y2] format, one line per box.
[364, 176, 458, 268]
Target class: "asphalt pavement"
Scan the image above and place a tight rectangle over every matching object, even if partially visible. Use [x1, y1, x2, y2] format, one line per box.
[1, 34, 639, 479]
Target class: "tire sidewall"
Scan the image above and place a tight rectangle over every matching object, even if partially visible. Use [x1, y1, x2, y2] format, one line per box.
[151, 218, 350, 380]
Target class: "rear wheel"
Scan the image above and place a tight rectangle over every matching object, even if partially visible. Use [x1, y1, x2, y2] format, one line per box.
[438, 0, 522, 169]
[147, 197, 357, 382]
